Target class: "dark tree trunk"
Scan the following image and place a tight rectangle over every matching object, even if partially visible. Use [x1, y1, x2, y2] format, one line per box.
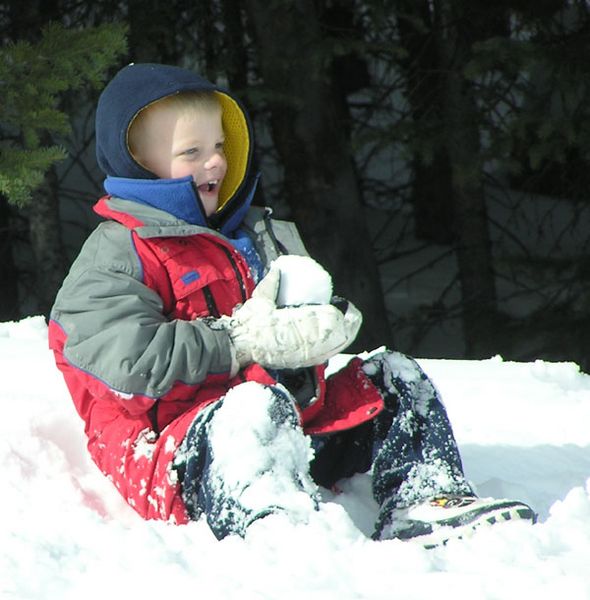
[394, 0, 507, 356]
[243, 0, 393, 352]
[0, 197, 20, 321]
[27, 167, 67, 317]
[219, 0, 249, 92]
[412, 153, 455, 244]
[127, 0, 181, 63]
[397, 1, 455, 244]
[437, 0, 499, 356]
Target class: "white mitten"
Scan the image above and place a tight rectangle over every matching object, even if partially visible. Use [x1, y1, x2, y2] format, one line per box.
[217, 264, 362, 370]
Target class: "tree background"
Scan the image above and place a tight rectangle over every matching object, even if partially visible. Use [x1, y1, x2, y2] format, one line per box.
[2, 0, 590, 369]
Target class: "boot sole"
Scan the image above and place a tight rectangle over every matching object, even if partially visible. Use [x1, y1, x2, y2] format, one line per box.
[395, 502, 537, 549]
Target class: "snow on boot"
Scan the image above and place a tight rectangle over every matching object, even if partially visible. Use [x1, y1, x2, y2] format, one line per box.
[376, 495, 537, 548]
[203, 382, 319, 536]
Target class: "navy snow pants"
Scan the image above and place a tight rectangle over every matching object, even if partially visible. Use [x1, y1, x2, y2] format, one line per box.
[173, 350, 473, 539]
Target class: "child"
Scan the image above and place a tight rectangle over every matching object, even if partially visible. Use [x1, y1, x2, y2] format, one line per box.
[49, 63, 534, 546]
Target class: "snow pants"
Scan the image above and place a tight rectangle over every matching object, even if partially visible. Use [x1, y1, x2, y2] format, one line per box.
[173, 350, 473, 539]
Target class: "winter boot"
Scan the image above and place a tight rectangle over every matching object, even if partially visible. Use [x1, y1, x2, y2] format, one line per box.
[376, 494, 537, 548]
[175, 381, 319, 539]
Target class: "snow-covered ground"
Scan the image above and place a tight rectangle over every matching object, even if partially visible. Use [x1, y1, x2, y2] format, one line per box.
[2, 316, 590, 599]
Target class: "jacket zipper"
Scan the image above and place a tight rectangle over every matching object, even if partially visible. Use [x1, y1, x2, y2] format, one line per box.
[219, 244, 248, 303]
[147, 401, 161, 436]
[203, 286, 221, 318]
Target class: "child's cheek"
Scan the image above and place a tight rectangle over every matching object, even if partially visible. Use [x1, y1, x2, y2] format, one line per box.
[171, 159, 199, 181]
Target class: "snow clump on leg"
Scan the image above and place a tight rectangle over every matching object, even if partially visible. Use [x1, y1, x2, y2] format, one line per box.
[207, 382, 319, 532]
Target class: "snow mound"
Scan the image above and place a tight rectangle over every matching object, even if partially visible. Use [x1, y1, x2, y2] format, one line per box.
[1, 317, 589, 599]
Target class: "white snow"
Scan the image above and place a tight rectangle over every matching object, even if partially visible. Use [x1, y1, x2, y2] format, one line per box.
[2, 316, 590, 599]
[204, 382, 318, 527]
[273, 254, 333, 306]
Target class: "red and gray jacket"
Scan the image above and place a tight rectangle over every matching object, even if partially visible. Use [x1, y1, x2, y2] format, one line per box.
[48, 197, 383, 522]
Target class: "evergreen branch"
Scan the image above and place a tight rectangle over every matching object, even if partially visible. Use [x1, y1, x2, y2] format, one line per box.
[0, 21, 127, 207]
[0, 145, 66, 206]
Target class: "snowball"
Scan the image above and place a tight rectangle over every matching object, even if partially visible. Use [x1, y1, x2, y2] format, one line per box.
[273, 255, 333, 307]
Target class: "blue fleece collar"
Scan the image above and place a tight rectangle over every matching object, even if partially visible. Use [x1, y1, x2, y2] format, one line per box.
[104, 175, 208, 226]
[104, 173, 260, 236]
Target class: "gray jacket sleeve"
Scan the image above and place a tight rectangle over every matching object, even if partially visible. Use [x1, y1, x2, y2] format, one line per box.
[51, 222, 235, 398]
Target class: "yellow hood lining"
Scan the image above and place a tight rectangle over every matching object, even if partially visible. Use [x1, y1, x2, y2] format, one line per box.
[214, 91, 250, 211]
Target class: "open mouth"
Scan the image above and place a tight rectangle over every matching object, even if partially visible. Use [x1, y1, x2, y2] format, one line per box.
[197, 179, 220, 194]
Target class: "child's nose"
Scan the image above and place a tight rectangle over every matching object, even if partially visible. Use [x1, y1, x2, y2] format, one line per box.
[205, 151, 224, 170]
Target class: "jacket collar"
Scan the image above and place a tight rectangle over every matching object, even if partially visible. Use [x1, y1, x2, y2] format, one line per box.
[104, 175, 207, 226]
[102, 173, 260, 236]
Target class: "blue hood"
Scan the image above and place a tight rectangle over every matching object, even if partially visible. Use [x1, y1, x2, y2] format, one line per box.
[96, 63, 219, 180]
[96, 63, 258, 233]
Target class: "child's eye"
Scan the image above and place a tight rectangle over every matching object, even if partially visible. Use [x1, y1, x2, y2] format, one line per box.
[183, 148, 199, 156]
[216, 142, 225, 152]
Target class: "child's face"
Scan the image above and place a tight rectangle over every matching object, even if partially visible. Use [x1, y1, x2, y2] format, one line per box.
[132, 103, 227, 216]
